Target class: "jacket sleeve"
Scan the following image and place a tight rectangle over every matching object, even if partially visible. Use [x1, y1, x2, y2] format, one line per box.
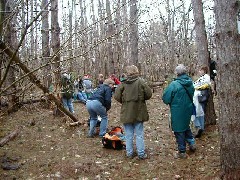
[142, 81, 152, 100]
[114, 84, 124, 103]
[104, 86, 112, 111]
[162, 82, 175, 105]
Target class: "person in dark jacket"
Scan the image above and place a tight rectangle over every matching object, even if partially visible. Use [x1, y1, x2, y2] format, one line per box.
[86, 78, 115, 137]
[162, 64, 196, 159]
[114, 65, 152, 160]
[61, 69, 74, 113]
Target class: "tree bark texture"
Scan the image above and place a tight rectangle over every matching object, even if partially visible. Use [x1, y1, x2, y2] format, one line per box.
[191, 0, 209, 67]
[106, 0, 114, 75]
[214, 0, 240, 179]
[51, 0, 61, 84]
[41, 0, 51, 89]
[4, 1, 19, 113]
[129, 0, 138, 66]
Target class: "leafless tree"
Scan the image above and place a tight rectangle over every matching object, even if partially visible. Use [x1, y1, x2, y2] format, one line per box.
[214, 0, 240, 179]
[192, 0, 217, 126]
[129, 0, 138, 66]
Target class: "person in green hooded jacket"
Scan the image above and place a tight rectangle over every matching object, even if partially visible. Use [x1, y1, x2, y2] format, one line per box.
[162, 64, 196, 159]
[114, 65, 152, 160]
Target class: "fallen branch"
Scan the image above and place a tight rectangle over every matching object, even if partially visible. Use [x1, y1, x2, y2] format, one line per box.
[69, 121, 83, 126]
[0, 128, 21, 147]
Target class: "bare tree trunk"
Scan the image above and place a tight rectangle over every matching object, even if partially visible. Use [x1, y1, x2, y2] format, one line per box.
[90, 0, 100, 81]
[51, 0, 61, 79]
[79, 0, 90, 74]
[30, 0, 34, 61]
[191, 0, 209, 67]
[68, 1, 73, 72]
[41, 0, 52, 108]
[41, 0, 51, 89]
[51, 0, 62, 116]
[122, 0, 129, 66]
[4, 1, 19, 113]
[129, 0, 138, 67]
[191, 0, 216, 126]
[214, 0, 240, 179]
[106, 0, 114, 75]
[167, 0, 176, 74]
[98, 0, 107, 76]
[113, 0, 121, 76]
[0, 0, 5, 103]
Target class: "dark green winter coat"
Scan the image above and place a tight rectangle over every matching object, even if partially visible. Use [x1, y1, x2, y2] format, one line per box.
[114, 75, 152, 124]
[61, 74, 74, 99]
[162, 74, 194, 132]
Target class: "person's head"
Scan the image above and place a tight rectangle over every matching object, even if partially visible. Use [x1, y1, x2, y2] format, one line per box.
[120, 73, 127, 82]
[61, 67, 68, 74]
[125, 65, 139, 76]
[98, 74, 104, 79]
[83, 74, 90, 80]
[199, 66, 209, 76]
[121, 73, 127, 79]
[103, 78, 115, 89]
[175, 64, 187, 76]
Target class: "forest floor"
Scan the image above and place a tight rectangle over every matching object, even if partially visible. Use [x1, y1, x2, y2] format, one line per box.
[0, 89, 221, 180]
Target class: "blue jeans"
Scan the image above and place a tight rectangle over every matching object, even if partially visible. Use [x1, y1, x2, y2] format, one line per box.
[194, 116, 205, 130]
[86, 100, 108, 137]
[174, 127, 195, 153]
[62, 97, 74, 113]
[123, 122, 145, 157]
[77, 91, 87, 103]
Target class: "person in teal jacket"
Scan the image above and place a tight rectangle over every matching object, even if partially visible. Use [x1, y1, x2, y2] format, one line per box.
[162, 64, 196, 159]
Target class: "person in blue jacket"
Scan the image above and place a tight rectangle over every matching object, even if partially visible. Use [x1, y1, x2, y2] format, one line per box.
[86, 78, 115, 137]
[162, 64, 196, 159]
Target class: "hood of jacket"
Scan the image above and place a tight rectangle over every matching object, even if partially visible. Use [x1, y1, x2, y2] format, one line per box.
[174, 74, 193, 89]
[124, 75, 139, 84]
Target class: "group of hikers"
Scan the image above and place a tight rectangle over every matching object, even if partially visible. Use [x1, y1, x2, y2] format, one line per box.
[60, 63, 217, 160]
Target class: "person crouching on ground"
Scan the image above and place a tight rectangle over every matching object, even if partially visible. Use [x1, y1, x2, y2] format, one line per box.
[114, 65, 152, 160]
[86, 78, 115, 138]
[162, 64, 196, 159]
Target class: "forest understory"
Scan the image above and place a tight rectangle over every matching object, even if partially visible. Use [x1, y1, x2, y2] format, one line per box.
[0, 89, 220, 180]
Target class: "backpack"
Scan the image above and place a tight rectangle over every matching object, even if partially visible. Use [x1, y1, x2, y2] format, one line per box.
[102, 127, 125, 150]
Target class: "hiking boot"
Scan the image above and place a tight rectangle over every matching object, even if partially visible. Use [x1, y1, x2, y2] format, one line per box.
[189, 144, 196, 152]
[174, 152, 187, 159]
[138, 153, 148, 160]
[126, 152, 137, 159]
[195, 129, 203, 138]
[87, 134, 94, 138]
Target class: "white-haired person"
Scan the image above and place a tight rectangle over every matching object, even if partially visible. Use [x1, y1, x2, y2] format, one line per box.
[162, 64, 196, 159]
[114, 65, 152, 160]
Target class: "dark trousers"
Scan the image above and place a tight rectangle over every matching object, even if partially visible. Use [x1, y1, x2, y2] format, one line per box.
[174, 127, 195, 153]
